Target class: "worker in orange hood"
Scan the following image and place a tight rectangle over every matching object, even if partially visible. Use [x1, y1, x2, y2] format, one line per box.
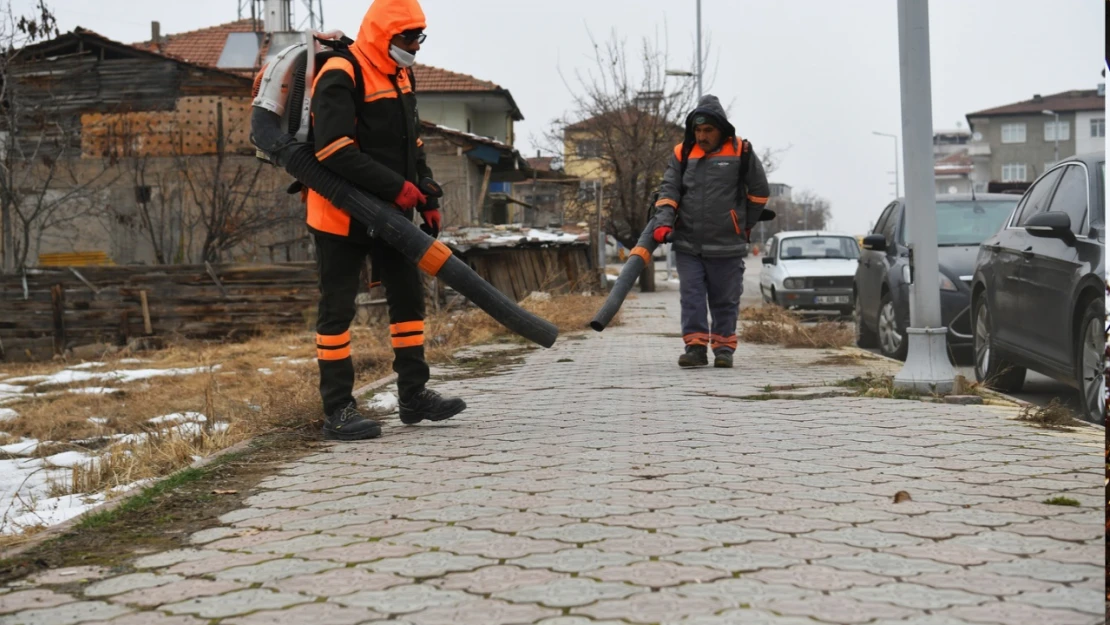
[307, 0, 465, 441]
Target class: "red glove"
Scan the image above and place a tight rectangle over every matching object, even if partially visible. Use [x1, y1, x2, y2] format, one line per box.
[420, 209, 442, 238]
[393, 181, 427, 211]
[653, 226, 673, 244]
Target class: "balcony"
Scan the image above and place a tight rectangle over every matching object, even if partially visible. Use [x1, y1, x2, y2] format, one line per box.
[967, 144, 991, 157]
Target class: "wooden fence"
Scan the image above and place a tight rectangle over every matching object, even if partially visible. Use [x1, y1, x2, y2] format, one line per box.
[0, 245, 596, 361]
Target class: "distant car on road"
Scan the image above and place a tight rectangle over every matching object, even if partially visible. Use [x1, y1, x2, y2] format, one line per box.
[854, 193, 1020, 360]
[970, 153, 1105, 423]
[760, 231, 860, 315]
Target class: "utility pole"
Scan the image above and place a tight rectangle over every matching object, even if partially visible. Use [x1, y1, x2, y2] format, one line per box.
[596, 179, 607, 290]
[893, 0, 954, 394]
[696, 0, 703, 100]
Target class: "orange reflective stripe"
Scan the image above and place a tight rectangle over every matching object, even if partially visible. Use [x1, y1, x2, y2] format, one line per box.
[656, 198, 678, 209]
[316, 137, 354, 161]
[417, 240, 452, 276]
[390, 321, 424, 335]
[316, 331, 351, 347]
[684, 333, 711, 346]
[630, 246, 651, 264]
[392, 334, 425, 349]
[317, 345, 351, 361]
[711, 334, 738, 346]
[312, 57, 356, 91]
[673, 143, 684, 159]
[416, 138, 424, 148]
[730, 210, 741, 235]
[747, 194, 769, 205]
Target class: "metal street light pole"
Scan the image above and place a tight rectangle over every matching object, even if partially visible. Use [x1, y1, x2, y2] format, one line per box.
[1042, 109, 1060, 164]
[893, 0, 954, 394]
[872, 131, 900, 198]
[696, 0, 703, 100]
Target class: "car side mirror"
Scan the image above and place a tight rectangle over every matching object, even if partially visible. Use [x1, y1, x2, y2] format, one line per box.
[758, 208, 776, 222]
[762, 256, 775, 265]
[1024, 211, 1076, 244]
[862, 234, 887, 252]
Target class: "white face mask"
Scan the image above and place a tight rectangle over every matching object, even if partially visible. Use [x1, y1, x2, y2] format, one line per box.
[389, 44, 416, 68]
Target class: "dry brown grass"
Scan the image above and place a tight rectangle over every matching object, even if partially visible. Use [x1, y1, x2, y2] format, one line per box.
[1015, 399, 1079, 430]
[0, 293, 609, 508]
[740, 305, 855, 349]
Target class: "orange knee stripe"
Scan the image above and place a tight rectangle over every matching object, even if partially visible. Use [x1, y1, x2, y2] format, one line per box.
[630, 246, 651, 264]
[317, 345, 351, 360]
[390, 320, 424, 335]
[316, 331, 351, 347]
[392, 334, 425, 349]
[417, 240, 452, 276]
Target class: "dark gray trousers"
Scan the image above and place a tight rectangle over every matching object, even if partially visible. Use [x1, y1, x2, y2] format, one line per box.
[676, 252, 745, 353]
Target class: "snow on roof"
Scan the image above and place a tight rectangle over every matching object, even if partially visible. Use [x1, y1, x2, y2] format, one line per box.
[440, 225, 590, 253]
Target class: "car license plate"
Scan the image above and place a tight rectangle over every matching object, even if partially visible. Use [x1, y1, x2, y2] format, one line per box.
[815, 296, 849, 304]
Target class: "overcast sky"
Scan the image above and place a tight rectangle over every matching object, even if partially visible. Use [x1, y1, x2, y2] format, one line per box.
[25, 0, 1107, 234]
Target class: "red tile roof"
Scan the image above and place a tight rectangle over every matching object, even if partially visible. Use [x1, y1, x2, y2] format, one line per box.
[133, 22, 521, 117]
[934, 150, 973, 175]
[967, 89, 1104, 117]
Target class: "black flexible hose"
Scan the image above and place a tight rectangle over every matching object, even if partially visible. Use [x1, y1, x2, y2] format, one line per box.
[251, 108, 559, 348]
[590, 218, 658, 332]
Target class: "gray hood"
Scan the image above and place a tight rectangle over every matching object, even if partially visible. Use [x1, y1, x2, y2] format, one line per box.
[683, 94, 736, 144]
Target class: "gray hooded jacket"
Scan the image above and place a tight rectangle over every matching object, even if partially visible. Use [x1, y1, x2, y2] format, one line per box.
[653, 95, 770, 258]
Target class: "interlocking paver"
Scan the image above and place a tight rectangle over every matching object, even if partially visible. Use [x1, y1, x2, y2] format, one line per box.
[109, 579, 247, 607]
[161, 588, 310, 618]
[266, 568, 407, 596]
[749, 564, 889, 591]
[0, 590, 75, 614]
[404, 599, 559, 625]
[0, 601, 132, 625]
[0, 290, 1101, 625]
[941, 602, 1100, 625]
[585, 561, 727, 587]
[220, 602, 385, 625]
[429, 566, 565, 594]
[493, 578, 643, 607]
[29, 566, 112, 585]
[84, 573, 185, 597]
[360, 552, 495, 578]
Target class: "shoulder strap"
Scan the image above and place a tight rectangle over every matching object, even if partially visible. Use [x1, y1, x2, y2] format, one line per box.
[678, 141, 694, 196]
[737, 138, 753, 205]
[315, 39, 365, 101]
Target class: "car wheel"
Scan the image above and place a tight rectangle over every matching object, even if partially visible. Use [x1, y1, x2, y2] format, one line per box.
[770, 287, 778, 307]
[855, 292, 877, 348]
[1075, 297, 1105, 424]
[973, 297, 1026, 393]
[878, 290, 907, 361]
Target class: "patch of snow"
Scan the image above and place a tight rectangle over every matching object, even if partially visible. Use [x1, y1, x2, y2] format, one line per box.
[0, 439, 40, 456]
[67, 387, 122, 395]
[7, 365, 220, 388]
[257, 368, 274, 376]
[0, 384, 28, 394]
[148, 412, 206, 426]
[118, 358, 146, 364]
[284, 358, 313, 365]
[68, 362, 106, 370]
[43, 451, 94, 468]
[87, 417, 109, 426]
[525, 292, 552, 302]
[0, 409, 17, 422]
[365, 392, 399, 416]
[211, 422, 230, 434]
[272, 356, 289, 362]
[5, 493, 106, 532]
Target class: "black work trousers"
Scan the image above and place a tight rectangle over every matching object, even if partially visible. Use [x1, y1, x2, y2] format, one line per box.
[314, 233, 429, 416]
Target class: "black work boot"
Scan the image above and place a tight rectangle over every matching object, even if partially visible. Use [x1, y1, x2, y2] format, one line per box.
[322, 402, 382, 441]
[678, 345, 709, 368]
[399, 388, 467, 425]
[714, 351, 734, 368]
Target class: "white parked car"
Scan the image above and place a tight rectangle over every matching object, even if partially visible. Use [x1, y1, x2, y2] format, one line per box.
[759, 231, 861, 315]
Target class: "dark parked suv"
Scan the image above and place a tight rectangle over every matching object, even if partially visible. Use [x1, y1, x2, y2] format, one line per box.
[855, 194, 1019, 360]
[971, 154, 1105, 423]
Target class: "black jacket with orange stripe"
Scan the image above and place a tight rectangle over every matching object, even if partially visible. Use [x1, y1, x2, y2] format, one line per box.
[653, 95, 770, 258]
[308, 0, 435, 241]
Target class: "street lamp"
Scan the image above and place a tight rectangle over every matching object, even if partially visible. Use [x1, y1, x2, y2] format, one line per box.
[661, 69, 698, 281]
[872, 131, 900, 198]
[1041, 109, 1060, 165]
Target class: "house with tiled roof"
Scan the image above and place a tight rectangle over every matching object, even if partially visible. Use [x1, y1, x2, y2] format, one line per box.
[965, 86, 1105, 192]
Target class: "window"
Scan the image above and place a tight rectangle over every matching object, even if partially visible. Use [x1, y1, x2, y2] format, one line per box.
[934, 199, 1019, 246]
[872, 202, 896, 236]
[1001, 123, 1026, 143]
[575, 140, 602, 159]
[1001, 163, 1027, 182]
[1044, 120, 1070, 142]
[1091, 118, 1105, 138]
[1047, 165, 1088, 234]
[882, 204, 901, 245]
[779, 236, 860, 260]
[1013, 166, 1065, 226]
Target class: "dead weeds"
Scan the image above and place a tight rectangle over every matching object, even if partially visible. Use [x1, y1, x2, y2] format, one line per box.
[741, 305, 855, 349]
[1015, 399, 1080, 430]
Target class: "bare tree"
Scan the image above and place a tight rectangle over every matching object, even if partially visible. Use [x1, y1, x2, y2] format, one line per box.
[756, 189, 833, 244]
[0, 0, 116, 271]
[546, 28, 694, 292]
[178, 102, 290, 263]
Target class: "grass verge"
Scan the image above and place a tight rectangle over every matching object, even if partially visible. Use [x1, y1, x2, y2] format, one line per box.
[740, 305, 855, 349]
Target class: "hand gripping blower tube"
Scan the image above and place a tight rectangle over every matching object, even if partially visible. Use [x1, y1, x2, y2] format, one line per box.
[250, 32, 558, 349]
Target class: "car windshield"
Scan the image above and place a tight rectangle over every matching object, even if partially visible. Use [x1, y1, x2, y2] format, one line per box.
[778, 236, 860, 260]
[921, 200, 1018, 246]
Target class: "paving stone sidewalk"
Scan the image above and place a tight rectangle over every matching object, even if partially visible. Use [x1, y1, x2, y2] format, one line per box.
[0, 291, 1104, 625]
